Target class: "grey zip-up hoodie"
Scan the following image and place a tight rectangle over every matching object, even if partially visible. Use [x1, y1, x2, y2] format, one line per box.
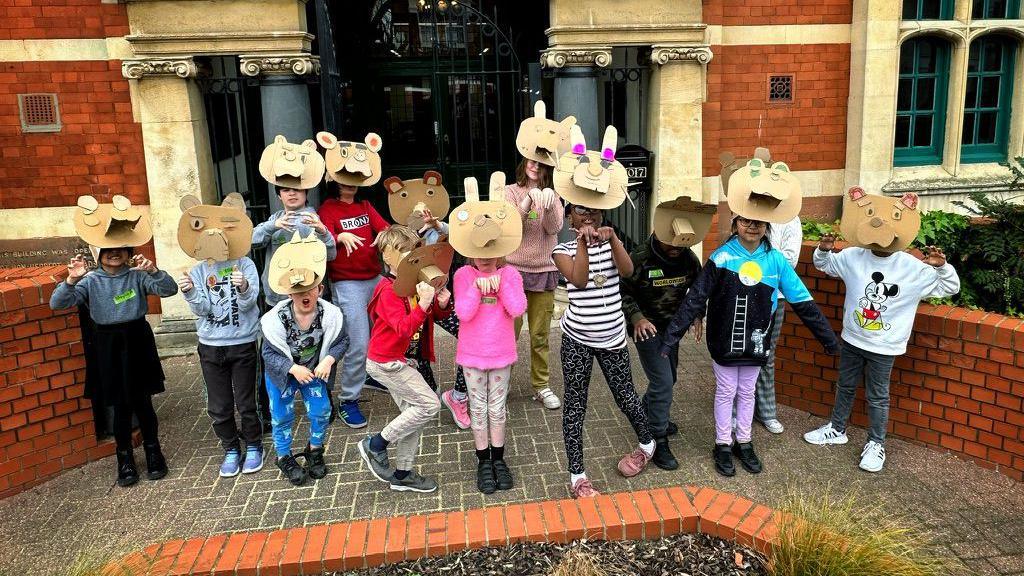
[260, 298, 348, 391]
[50, 267, 178, 324]
[251, 206, 338, 306]
[181, 257, 260, 346]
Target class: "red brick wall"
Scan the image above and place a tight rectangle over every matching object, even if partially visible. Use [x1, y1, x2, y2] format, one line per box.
[0, 60, 148, 209]
[703, 0, 853, 25]
[775, 243, 1024, 482]
[0, 265, 117, 499]
[703, 43, 851, 177]
[0, 0, 129, 40]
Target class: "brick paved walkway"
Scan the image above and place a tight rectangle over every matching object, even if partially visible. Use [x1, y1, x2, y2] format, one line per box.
[1, 331, 1022, 575]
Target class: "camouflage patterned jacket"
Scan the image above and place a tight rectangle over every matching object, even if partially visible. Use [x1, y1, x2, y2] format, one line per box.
[621, 235, 703, 335]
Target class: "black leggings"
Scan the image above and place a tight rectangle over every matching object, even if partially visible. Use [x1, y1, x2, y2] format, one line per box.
[435, 313, 467, 394]
[113, 393, 159, 452]
[560, 333, 652, 474]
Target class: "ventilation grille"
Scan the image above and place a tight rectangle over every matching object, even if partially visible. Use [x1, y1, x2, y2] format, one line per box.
[767, 75, 794, 103]
[18, 93, 61, 133]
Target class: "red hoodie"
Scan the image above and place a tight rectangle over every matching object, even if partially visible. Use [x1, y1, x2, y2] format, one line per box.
[367, 276, 451, 363]
[318, 198, 390, 281]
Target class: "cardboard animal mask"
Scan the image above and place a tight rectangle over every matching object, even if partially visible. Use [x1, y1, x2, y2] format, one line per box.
[392, 241, 455, 298]
[726, 158, 802, 223]
[719, 148, 772, 195]
[384, 170, 451, 230]
[840, 187, 921, 253]
[316, 131, 383, 187]
[553, 125, 629, 210]
[177, 193, 253, 264]
[652, 196, 718, 248]
[73, 195, 153, 249]
[258, 135, 326, 190]
[516, 100, 577, 167]
[268, 231, 327, 295]
[449, 173, 523, 259]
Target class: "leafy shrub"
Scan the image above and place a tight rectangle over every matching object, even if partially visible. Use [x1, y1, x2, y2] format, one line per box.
[800, 219, 842, 241]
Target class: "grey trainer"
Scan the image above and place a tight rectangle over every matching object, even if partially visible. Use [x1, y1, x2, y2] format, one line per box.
[389, 470, 438, 493]
[358, 436, 393, 483]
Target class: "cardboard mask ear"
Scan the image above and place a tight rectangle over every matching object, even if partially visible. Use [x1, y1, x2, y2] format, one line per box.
[569, 125, 586, 154]
[601, 126, 618, 161]
[848, 186, 866, 201]
[423, 170, 442, 186]
[221, 192, 246, 210]
[534, 100, 546, 119]
[300, 139, 317, 151]
[754, 147, 772, 163]
[559, 115, 577, 129]
[772, 162, 790, 173]
[384, 177, 404, 194]
[179, 194, 202, 213]
[463, 177, 480, 203]
[274, 135, 286, 145]
[364, 132, 383, 153]
[316, 131, 338, 150]
[899, 193, 919, 210]
[719, 152, 735, 167]
[489, 171, 506, 201]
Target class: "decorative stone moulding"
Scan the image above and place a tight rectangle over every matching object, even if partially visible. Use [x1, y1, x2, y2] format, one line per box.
[121, 58, 198, 79]
[540, 47, 613, 69]
[239, 53, 321, 77]
[649, 44, 713, 66]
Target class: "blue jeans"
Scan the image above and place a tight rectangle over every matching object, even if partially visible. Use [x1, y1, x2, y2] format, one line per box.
[635, 333, 679, 438]
[265, 374, 331, 458]
[331, 276, 381, 402]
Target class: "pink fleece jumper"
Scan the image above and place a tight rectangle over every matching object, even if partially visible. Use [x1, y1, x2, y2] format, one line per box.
[453, 264, 528, 370]
[503, 183, 564, 274]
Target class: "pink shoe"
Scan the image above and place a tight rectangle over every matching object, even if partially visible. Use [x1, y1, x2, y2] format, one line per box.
[441, 389, 471, 430]
[570, 477, 600, 498]
[617, 447, 652, 477]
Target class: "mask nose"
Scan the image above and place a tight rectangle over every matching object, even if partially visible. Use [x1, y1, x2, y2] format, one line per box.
[870, 217, 883, 228]
[587, 161, 603, 177]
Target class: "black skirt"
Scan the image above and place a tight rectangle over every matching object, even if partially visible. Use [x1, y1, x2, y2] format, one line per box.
[88, 317, 165, 407]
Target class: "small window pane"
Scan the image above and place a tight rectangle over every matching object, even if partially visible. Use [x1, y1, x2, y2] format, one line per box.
[905, 0, 919, 18]
[968, 44, 981, 72]
[918, 41, 936, 72]
[916, 78, 936, 110]
[914, 115, 934, 147]
[983, 42, 1003, 71]
[977, 111, 998, 143]
[900, 44, 916, 73]
[980, 76, 1001, 107]
[962, 113, 976, 144]
[973, 0, 986, 16]
[898, 79, 915, 110]
[921, 0, 941, 18]
[965, 76, 979, 107]
[895, 116, 912, 148]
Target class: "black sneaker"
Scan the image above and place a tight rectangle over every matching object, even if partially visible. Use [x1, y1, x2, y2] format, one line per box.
[116, 449, 139, 487]
[277, 454, 307, 486]
[713, 444, 735, 477]
[732, 442, 763, 474]
[477, 460, 497, 494]
[390, 470, 437, 493]
[358, 436, 393, 483]
[303, 444, 328, 479]
[665, 421, 680, 436]
[364, 376, 389, 394]
[652, 437, 679, 471]
[143, 442, 168, 480]
[493, 459, 513, 490]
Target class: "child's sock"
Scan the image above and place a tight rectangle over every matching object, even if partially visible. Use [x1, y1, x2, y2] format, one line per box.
[491, 445, 504, 461]
[394, 469, 410, 480]
[369, 433, 389, 453]
[639, 440, 655, 457]
[452, 389, 468, 402]
[570, 472, 587, 485]
[475, 447, 491, 462]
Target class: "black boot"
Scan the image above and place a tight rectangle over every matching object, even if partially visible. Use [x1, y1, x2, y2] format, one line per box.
[713, 444, 735, 477]
[732, 442, 763, 474]
[652, 437, 679, 471]
[476, 460, 497, 494]
[304, 444, 328, 480]
[666, 421, 679, 437]
[277, 454, 307, 486]
[116, 449, 139, 487]
[143, 441, 167, 480]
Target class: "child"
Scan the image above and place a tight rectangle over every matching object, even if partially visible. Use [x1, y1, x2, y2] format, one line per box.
[359, 225, 451, 493]
[662, 215, 838, 477]
[804, 188, 960, 472]
[51, 195, 178, 487]
[552, 204, 656, 498]
[177, 193, 264, 478]
[260, 233, 348, 486]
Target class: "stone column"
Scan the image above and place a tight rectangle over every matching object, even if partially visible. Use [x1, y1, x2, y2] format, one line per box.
[122, 57, 215, 335]
[239, 53, 321, 212]
[541, 47, 611, 146]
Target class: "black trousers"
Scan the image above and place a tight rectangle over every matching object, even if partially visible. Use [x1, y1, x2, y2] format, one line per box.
[198, 341, 261, 452]
[113, 393, 158, 452]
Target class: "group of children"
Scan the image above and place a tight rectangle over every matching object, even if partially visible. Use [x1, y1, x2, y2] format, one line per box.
[49, 105, 961, 497]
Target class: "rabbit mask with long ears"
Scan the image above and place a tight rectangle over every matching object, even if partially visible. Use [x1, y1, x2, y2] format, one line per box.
[448, 172, 524, 259]
[515, 100, 577, 167]
[552, 125, 629, 210]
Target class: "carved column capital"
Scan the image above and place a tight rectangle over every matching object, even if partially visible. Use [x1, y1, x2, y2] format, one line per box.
[540, 47, 612, 69]
[121, 57, 198, 80]
[649, 44, 714, 66]
[238, 53, 321, 77]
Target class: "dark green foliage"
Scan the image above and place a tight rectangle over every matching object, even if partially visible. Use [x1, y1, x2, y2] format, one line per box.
[801, 219, 842, 241]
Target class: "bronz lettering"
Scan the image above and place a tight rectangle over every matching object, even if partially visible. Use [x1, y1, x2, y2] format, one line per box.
[340, 215, 370, 230]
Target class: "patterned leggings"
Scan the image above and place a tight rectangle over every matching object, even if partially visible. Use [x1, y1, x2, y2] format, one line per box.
[463, 365, 512, 451]
[560, 333, 652, 475]
[435, 313, 467, 394]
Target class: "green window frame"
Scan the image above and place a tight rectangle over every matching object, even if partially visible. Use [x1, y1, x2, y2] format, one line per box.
[894, 37, 950, 167]
[961, 35, 1016, 163]
[972, 0, 1021, 19]
[903, 0, 954, 19]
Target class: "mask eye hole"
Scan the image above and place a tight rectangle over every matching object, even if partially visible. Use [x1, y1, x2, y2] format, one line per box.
[426, 189, 435, 196]
[339, 148, 349, 158]
[400, 192, 408, 198]
[190, 217, 204, 231]
[892, 209, 902, 220]
[577, 156, 590, 164]
[866, 207, 875, 217]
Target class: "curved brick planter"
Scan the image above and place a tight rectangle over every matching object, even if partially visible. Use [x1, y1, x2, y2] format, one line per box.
[111, 486, 778, 575]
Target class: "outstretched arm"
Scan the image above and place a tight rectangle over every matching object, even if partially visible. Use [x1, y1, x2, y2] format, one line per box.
[660, 262, 717, 354]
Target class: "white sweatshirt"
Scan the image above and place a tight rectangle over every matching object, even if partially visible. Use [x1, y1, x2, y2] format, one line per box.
[768, 216, 802, 301]
[813, 247, 960, 355]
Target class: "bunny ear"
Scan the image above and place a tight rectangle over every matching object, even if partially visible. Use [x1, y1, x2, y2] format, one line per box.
[463, 177, 480, 203]
[534, 100, 547, 119]
[569, 125, 586, 155]
[364, 132, 383, 153]
[179, 194, 201, 212]
[488, 171, 506, 200]
[601, 126, 618, 161]
[316, 131, 337, 150]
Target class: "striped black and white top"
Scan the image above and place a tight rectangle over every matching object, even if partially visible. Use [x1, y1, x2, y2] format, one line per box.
[552, 239, 627, 350]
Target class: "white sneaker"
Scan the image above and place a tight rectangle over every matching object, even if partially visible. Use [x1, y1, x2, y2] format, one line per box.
[533, 387, 561, 409]
[859, 441, 886, 472]
[803, 422, 849, 445]
[763, 419, 785, 434]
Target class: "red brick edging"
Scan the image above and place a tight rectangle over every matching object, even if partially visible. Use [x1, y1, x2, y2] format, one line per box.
[111, 486, 778, 575]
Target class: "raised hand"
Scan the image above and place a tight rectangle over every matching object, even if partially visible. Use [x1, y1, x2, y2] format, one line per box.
[576, 225, 599, 246]
[66, 255, 88, 285]
[818, 233, 836, 252]
[275, 211, 297, 231]
[301, 212, 328, 235]
[336, 232, 365, 256]
[921, 245, 947, 267]
[177, 271, 194, 293]
[229, 264, 248, 292]
[475, 275, 501, 295]
[436, 287, 452, 309]
[421, 208, 442, 231]
[595, 226, 616, 244]
[416, 281, 436, 311]
[131, 254, 157, 273]
[528, 187, 555, 211]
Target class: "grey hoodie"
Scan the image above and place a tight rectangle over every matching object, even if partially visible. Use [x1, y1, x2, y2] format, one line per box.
[251, 206, 338, 306]
[50, 267, 178, 324]
[181, 257, 260, 346]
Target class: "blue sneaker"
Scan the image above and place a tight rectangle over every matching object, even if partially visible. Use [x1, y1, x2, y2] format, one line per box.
[219, 449, 241, 478]
[339, 400, 367, 429]
[242, 445, 264, 474]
